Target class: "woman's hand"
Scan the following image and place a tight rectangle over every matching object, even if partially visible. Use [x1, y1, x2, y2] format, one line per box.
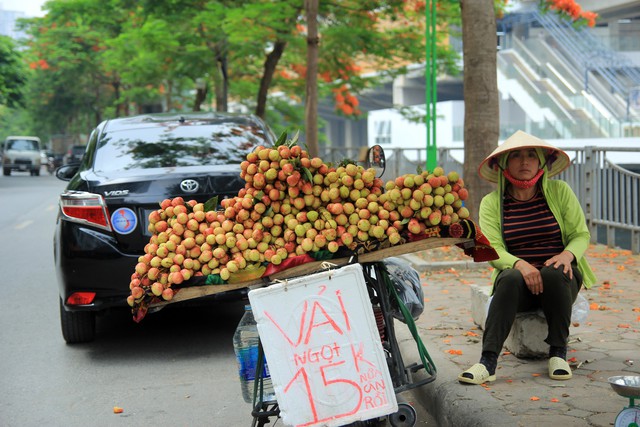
[544, 250, 575, 280]
[514, 260, 543, 295]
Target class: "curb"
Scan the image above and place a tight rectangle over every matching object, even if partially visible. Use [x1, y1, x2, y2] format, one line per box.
[395, 317, 518, 427]
[399, 254, 490, 272]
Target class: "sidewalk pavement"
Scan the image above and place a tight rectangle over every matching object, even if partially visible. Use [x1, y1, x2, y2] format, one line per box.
[397, 243, 640, 427]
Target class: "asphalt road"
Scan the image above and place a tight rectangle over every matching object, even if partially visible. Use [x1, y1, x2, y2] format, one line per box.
[0, 170, 436, 427]
[0, 171, 258, 426]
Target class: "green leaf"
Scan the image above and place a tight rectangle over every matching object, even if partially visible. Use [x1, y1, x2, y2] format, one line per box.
[205, 274, 226, 285]
[253, 191, 264, 203]
[310, 250, 333, 261]
[204, 196, 219, 212]
[338, 158, 358, 167]
[286, 130, 300, 147]
[301, 166, 313, 183]
[275, 130, 288, 147]
[0, 37, 27, 108]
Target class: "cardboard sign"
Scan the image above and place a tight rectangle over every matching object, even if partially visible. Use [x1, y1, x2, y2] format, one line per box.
[248, 263, 397, 427]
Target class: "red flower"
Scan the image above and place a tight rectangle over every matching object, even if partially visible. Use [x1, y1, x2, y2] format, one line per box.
[545, 0, 598, 27]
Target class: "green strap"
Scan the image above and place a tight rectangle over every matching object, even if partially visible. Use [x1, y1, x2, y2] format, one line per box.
[380, 265, 437, 375]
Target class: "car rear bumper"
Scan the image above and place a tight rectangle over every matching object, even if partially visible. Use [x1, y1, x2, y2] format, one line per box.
[55, 219, 138, 312]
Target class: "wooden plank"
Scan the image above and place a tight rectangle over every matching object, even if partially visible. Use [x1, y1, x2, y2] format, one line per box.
[151, 237, 473, 307]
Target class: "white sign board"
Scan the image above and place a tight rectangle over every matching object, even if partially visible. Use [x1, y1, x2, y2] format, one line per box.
[248, 263, 397, 427]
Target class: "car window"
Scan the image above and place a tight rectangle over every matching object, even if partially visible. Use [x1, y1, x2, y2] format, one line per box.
[93, 122, 270, 172]
[7, 139, 39, 151]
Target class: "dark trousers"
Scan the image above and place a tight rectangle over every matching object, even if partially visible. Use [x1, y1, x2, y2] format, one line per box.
[482, 265, 582, 355]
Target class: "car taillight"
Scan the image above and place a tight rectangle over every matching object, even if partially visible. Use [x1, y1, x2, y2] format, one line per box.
[60, 191, 112, 231]
[67, 292, 96, 305]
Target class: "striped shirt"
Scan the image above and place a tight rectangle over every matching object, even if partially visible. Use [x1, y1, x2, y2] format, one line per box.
[503, 189, 564, 268]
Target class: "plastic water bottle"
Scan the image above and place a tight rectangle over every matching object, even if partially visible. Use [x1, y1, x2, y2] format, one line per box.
[233, 304, 275, 403]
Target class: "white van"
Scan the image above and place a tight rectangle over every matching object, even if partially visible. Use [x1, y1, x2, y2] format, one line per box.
[2, 136, 42, 176]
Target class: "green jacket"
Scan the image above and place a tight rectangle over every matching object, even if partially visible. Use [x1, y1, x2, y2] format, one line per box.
[479, 148, 596, 289]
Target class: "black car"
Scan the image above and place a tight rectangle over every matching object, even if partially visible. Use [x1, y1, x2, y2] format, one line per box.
[54, 112, 276, 343]
[64, 144, 86, 165]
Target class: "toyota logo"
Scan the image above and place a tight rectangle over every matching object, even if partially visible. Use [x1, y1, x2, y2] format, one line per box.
[180, 179, 199, 193]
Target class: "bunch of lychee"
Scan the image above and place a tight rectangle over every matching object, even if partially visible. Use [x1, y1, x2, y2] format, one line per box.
[128, 197, 218, 306]
[380, 167, 469, 235]
[230, 144, 389, 257]
[127, 143, 471, 308]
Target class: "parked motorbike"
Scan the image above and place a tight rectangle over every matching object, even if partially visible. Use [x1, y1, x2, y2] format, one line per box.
[46, 153, 63, 175]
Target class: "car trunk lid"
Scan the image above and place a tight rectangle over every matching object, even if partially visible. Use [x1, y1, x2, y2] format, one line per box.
[87, 168, 245, 253]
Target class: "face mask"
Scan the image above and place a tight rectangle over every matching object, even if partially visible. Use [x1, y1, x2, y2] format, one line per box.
[503, 168, 544, 189]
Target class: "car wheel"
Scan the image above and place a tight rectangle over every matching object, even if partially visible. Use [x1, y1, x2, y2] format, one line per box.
[60, 299, 96, 343]
[3, 168, 9, 176]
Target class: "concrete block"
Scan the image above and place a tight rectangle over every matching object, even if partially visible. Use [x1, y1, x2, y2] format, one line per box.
[470, 285, 549, 359]
[504, 311, 549, 358]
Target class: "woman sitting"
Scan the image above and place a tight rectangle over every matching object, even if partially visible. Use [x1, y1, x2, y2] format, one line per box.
[458, 130, 596, 385]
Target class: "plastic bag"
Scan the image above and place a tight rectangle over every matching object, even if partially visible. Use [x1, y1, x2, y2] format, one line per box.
[383, 257, 425, 322]
[571, 292, 589, 324]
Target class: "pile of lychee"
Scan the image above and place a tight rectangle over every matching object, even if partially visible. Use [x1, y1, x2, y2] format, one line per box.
[127, 142, 469, 307]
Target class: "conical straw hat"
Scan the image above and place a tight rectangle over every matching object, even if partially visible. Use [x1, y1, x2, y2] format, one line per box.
[477, 130, 571, 183]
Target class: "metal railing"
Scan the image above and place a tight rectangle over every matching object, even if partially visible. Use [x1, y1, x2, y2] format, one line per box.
[319, 145, 640, 253]
[564, 147, 640, 254]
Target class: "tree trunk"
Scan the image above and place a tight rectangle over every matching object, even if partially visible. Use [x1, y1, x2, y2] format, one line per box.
[165, 79, 173, 112]
[304, 0, 319, 158]
[193, 86, 207, 112]
[215, 55, 228, 112]
[211, 56, 229, 112]
[460, 0, 499, 223]
[112, 80, 122, 117]
[255, 40, 287, 119]
[203, 34, 228, 113]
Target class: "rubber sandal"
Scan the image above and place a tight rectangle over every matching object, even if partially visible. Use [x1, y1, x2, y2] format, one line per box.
[548, 356, 572, 380]
[458, 363, 496, 385]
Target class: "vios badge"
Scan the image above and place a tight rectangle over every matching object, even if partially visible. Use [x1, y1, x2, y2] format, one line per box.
[110, 208, 137, 235]
[180, 179, 199, 193]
